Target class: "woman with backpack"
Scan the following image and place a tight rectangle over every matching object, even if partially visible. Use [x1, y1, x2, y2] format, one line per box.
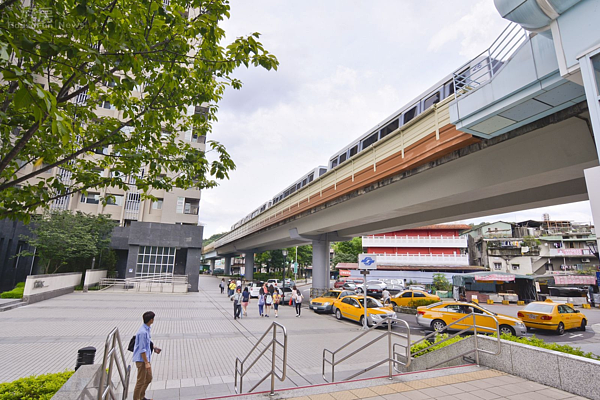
[264, 289, 273, 317]
[292, 285, 303, 317]
[273, 290, 281, 318]
[241, 287, 250, 317]
[219, 278, 225, 294]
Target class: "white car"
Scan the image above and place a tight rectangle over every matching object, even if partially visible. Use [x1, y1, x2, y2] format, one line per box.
[249, 283, 262, 298]
[267, 279, 281, 287]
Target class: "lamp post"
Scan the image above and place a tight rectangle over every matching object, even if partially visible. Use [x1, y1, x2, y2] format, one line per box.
[282, 249, 288, 285]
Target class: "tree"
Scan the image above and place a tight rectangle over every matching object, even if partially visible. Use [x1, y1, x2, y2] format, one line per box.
[0, 0, 278, 221]
[20, 211, 117, 274]
[203, 232, 227, 246]
[432, 273, 452, 291]
[332, 237, 363, 267]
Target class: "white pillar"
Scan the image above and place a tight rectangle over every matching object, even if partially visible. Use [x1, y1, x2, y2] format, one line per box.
[312, 239, 330, 296]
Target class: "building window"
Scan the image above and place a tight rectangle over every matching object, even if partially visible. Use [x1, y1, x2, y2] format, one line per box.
[152, 199, 163, 210]
[81, 192, 100, 204]
[511, 264, 520, 270]
[176, 197, 199, 215]
[494, 262, 502, 270]
[105, 194, 123, 206]
[101, 101, 112, 109]
[136, 246, 176, 277]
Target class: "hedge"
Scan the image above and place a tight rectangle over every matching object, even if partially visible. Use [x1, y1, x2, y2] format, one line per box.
[410, 334, 466, 358]
[0, 371, 74, 400]
[494, 333, 600, 361]
[0, 283, 24, 299]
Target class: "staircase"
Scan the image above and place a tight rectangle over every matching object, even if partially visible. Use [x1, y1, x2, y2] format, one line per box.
[0, 299, 26, 312]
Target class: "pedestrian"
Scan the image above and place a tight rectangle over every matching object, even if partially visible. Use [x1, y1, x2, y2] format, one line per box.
[229, 280, 236, 297]
[382, 289, 391, 305]
[588, 285, 596, 308]
[258, 293, 265, 317]
[242, 287, 250, 316]
[293, 286, 303, 317]
[265, 289, 273, 317]
[219, 278, 225, 294]
[237, 278, 242, 290]
[273, 290, 281, 318]
[231, 287, 242, 320]
[133, 311, 161, 400]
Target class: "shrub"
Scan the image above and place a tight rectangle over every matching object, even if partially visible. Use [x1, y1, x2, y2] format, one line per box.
[0, 370, 74, 400]
[410, 334, 466, 358]
[407, 299, 439, 308]
[0, 286, 24, 299]
[494, 333, 600, 361]
[15, 282, 25, 288]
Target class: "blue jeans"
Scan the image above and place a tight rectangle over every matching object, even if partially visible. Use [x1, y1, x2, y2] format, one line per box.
[258, 304, 264, 316]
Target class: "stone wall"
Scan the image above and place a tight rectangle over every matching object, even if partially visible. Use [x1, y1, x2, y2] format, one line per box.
[23, 272, 82, 304]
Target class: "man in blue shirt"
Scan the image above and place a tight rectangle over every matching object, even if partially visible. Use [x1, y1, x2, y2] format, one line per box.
[133, 311, 161, 400]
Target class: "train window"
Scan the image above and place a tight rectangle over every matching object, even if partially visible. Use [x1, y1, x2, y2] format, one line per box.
[423, 91, 441, 110]
[403, 106, 417, 124]
[361, 132, 378, 149]
[331, 159, 338, 168]
[284, 189, 289, 197]
[319, 168, 327, 176]
[302, 178, 307, 186]
[308, 173, 314, 182]
[339, 153, 347, 164]
[380, 119, 399, 139]
[444, 81, 454, 98]
[296, 183, 302, 191]
[349, 145, 358, 157]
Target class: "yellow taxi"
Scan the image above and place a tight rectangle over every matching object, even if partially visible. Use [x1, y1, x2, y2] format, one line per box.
[391, 290, 440, 307]
[309, 289, 355, 313]
[332, 295, 396, 327]
[517, 300, 587, 335]
[416, 301, 527, 336]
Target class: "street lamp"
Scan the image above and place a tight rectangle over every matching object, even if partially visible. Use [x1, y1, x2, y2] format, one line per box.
[282, 249, 288, 284]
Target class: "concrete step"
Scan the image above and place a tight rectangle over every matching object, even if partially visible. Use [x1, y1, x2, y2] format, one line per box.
[0, 300, 26, 312]
[198, 364, 488, 400]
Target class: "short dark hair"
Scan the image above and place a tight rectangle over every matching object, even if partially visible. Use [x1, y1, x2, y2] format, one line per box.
[143, 311, 155, 324]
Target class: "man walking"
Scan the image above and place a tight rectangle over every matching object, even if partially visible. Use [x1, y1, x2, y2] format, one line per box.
[133, 311, 161, 400]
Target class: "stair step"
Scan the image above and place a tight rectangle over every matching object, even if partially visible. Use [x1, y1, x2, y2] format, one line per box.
[0, 301, 26, 312]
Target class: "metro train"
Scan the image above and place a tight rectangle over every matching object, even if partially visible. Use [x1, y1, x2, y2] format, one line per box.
[231, 54, 500, 231]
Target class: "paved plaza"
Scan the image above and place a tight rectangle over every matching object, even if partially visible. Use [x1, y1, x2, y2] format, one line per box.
[0, 276, 597, 399]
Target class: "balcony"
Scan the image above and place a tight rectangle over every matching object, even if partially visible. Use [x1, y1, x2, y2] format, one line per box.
[362, 235, 468, 248]
[375, 253, 469, 266]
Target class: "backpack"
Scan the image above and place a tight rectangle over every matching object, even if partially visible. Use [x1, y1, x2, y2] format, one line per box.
[127, 336, 154, 353]
[266, 294, 273, 305]
[296, 292, 303, 303]
[258, 295, 265, 305]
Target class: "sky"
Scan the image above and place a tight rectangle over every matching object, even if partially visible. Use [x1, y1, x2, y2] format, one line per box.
[199, 0, 594, 238]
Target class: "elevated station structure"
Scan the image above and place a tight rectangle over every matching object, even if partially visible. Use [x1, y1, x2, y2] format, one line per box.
[205, 0, 600, 296]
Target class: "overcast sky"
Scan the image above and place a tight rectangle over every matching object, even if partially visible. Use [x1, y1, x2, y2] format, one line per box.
[199, 0, 594, 238]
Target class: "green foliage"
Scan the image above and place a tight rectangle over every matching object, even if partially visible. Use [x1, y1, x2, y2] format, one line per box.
[332, 237, 363, 267]
[494, 333, 600, 360]
[203, 232, 228, 246]
[432, 273, 452, 291]
[0, 286, 24, 299]
[0, 370, 74, 399]
[522, 235, 541, 249]
[19, 211, 116, 274]
[410, 334, 466, 358]
[0, 0, 278, 221]
[407, 299, 439, 308]
[15, 282, 25, 288]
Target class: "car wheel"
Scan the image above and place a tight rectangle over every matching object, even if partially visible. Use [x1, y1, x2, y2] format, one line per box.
[431, 319, 446, 332]
[336, 309, 342, 320]
[580, 319, 587, 331]
[557, 322, 565, 335]
[499, 325, 516, 336]
[360, 315, 371, 327]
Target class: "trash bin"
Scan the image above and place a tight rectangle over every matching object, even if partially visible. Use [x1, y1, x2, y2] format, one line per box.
[75, 346, 96, 370]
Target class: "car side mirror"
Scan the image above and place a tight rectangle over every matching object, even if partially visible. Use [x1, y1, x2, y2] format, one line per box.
[354, 304, 360, 308]
[575, 310, 580, 313]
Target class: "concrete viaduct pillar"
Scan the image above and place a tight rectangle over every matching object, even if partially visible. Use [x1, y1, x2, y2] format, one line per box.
[312, 238, 331, 297]
[244, 251, 255, 282]
[224, 256, 232, 275]
[209, 259, 215, 273]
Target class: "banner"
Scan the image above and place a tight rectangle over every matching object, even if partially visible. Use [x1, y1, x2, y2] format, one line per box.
[554, 275, 596, 285]
[474, 274, 515, 282]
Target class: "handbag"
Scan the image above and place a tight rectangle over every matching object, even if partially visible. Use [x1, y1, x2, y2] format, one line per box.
[127, 336, 154, 353]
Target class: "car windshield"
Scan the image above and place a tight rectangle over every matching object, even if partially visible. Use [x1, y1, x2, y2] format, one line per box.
[322, 291, 339, 298]
[471, 304, 496, 315]
[358, 298, 384, 308]
[524, 303, 555, 313]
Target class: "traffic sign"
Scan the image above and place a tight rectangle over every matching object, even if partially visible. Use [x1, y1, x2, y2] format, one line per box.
[358, 254, 378, 270]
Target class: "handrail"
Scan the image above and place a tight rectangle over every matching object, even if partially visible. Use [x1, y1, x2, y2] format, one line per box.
[410, 312, 502, 369]
[99, 274, 188, 293]
[322, 317, 411, 382]
[98, 328, 131, 400]
[234, 322, 287, 396]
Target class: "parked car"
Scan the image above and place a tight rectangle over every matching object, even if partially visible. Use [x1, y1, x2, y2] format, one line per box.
[356, 280, 387, 298]
[284, 279, 295, 287]
[409, 285, 427, 291]
[309, 289, 355, 313]
[342, 282, 357, 290]
[517, 300, 587, 335]
[212, 268, 224, 275]
[332, 295, 396, 327]
[386, 284, 405, 297]
[334, 277, 364, 288]
[279, 286, 293, 305]
[416, 301, 526, 336]
[267, 279, 281, 287]
[391, 290, 440, 307]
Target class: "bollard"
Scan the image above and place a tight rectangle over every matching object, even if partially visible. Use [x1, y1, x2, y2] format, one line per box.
[487, 299, 494, 305]
[583, 304, 591, 309]
[502, 300, 509, 305]
[75, 346, 96, 371]
[517, 301, 524, 305]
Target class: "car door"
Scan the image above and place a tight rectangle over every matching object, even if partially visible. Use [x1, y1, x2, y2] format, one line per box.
[338, 297, 353, 319]
[412, 291, 426, 305]
[441, 304, 464, 328]
[470, 305, 496, 333]
[395, 291, 414, 307]
[559, 305, 577, 329]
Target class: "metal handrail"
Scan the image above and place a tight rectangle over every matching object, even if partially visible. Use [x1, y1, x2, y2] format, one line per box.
[322, 317, 411, 382]
[234, 322, 287, 396]
[98, 328, 131, 400]
[410, 312, 502, 369]
[453, 22, 528, 99]
[99, 274, 188, 293]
